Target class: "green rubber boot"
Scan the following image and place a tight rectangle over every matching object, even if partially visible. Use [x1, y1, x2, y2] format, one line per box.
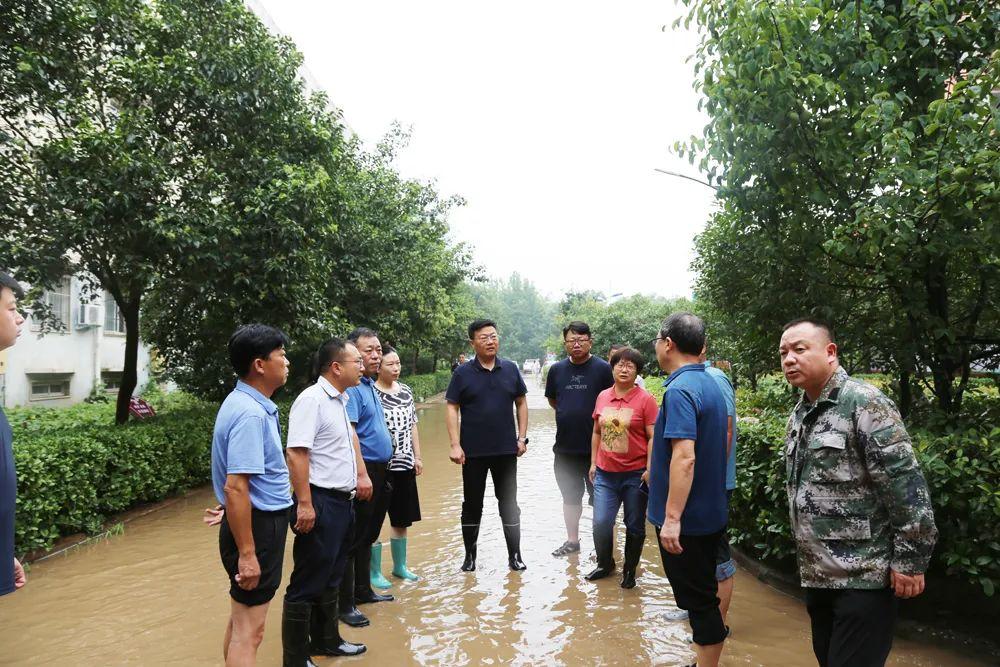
[370, 542, 393, 590]
[390, 537, 419, 581]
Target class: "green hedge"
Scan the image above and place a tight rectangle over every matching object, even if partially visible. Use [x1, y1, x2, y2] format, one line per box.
[9, 392, 217, 555]
[402, 370, 452, 402]
[647, 374, 1000, 596]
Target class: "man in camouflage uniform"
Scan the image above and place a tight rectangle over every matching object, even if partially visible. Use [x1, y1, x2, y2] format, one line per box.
[779, 318, 937, 667]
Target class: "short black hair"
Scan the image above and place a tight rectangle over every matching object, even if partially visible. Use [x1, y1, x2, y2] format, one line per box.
[562, 321, 591, 339]
[468, 318, 497, 339]
[659, 312, 706, 356]
[609, 343, 627, 353]
[228, 324, 289, 378]
[782, 317, 836, 344]
[0, 271, 24, 299]
[347, 327, 379, 344]
[381, 344, 398, 357]
[609, 346, 645, 374]
[312, 336, 351, 381]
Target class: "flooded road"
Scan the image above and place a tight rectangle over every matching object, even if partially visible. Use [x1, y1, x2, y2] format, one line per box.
[0, 379, 986, 665]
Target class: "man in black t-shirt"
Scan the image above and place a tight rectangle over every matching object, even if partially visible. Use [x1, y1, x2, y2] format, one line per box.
[545, 321, 613, 557]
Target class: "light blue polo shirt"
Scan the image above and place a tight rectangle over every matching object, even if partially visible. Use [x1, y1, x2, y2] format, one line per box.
[211, 380, 292, 511]
[346, 376, 393, 462]
[704, 362, 737, 491]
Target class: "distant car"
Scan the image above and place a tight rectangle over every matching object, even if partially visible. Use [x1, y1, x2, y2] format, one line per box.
[522, 359, 541, 375]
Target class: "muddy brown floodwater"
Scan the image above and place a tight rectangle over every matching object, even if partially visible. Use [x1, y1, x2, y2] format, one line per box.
[0, 379, 988, 665]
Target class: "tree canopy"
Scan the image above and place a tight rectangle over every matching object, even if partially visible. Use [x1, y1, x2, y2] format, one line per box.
[681, 0, 1000, 413]
[1, 0, 474, 413]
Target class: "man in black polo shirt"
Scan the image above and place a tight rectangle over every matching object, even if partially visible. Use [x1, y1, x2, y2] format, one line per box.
[545, 321, 613, 557]
[446, 319, 529, 572]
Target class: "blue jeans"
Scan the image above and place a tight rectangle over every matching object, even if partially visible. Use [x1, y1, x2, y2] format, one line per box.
[593, 468, 647, 537]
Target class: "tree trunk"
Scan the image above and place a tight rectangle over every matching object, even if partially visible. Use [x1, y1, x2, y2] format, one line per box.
[411, 348, 419, 375]
[115, 299, 141, 425]
[898, 369, 912, 419]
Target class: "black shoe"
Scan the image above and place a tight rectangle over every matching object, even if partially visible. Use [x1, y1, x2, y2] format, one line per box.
[281, 599, 319, 667]
[461, 523, 480, 571]
[620, 531, 645, 589]
[355, 587, 394, 604]
[310, 590, 368, 657]
[502, 523, 527, 571]
[584, 525, 615, 581]
[338, 606, 370, 628]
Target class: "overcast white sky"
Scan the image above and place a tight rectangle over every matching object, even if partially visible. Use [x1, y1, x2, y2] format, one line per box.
[255, 1, 716, 300]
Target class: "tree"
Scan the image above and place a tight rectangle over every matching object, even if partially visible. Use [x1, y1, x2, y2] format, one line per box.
[469, 274, 556, 363]
[681, 0, 1000, 414]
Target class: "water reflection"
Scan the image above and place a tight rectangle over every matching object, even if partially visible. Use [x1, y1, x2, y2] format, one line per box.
[0, 380, 987, 665]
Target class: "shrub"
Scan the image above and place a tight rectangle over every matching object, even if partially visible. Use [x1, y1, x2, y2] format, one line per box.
[403, 370, 452, 402]
[9, 392, 217, 555]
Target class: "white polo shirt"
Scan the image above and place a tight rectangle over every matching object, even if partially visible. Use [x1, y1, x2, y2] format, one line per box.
[286, 376, 357, 492]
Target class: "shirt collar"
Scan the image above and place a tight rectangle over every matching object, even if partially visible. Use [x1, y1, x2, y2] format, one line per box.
[235, 379, 278, 416]
[797, 367, 847, 412]
[610, 384, 641, 401]
[317, 375, 347, 402]
[663, 362, 705, 387]
[361, 375, 375, 387]
[472, 356, 500, 372]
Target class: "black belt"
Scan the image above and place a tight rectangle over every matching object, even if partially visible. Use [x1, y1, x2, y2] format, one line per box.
[310, 485, 356, 501]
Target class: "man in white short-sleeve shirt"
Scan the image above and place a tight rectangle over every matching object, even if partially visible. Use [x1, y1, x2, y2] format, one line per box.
[281, 338, 373, 664]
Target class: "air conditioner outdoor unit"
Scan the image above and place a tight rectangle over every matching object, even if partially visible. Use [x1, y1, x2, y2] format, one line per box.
[77, 304, 101, 329]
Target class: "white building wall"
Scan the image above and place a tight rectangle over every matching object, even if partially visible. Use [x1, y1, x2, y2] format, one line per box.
[0, 276, 152, 408]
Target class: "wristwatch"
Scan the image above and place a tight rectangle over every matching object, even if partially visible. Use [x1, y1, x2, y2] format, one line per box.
[517, 437, 529, 445]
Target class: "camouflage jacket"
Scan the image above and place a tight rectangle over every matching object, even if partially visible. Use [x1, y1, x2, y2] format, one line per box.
[785, 368, 937, 589]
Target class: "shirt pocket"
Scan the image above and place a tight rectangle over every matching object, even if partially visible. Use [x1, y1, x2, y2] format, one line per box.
[811, 515, 871, 541]
[805, 431, 853, 483]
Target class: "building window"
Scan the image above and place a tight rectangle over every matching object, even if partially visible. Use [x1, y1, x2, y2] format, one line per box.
[102, 372, 123, 392]
[104, 291, 126, 334]
[31, 277, 72, 332]
[29, 374, 72, 400]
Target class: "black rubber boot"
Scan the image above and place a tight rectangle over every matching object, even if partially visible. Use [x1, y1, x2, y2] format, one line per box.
[584, 525, 615, 581]
[310, 589, 367, 657]
[620, 531, 645, 589]
[338, 558, 370, 627]
[281, 599, 318, 667]
[503, 523, 527, 571]
[355, 546, 394, 604]
[461, 524, 479, 571]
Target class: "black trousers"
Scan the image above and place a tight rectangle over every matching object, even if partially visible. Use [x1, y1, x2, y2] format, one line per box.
[284, 487, 354, 604]
[805, 587, 897, 667]
[349, 460, 390, 594]
[655, 528, 728, 646]
[461, 454, 520, 527]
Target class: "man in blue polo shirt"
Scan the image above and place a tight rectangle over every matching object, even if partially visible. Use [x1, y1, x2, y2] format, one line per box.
[446, 319, 529, 573]
[648, 312, 729, 667]
[211, 323, 293, 666]
[339, 327, 394, 627]
[0, 271, 26, 599]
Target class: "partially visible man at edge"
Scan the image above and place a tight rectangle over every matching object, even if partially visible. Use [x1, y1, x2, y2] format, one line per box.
[0, 271, 27, 598]
[780, 318, 937, 667]
[211, 324, 293, 666]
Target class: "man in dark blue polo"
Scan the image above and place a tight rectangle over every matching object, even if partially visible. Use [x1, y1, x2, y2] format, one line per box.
[0, 271, 26, 599]
[648, 312, 730, 667]
[446, 319, 529, 572]
[339, 327, 394, 628]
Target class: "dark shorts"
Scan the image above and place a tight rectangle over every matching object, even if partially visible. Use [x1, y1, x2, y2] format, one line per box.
[553, 451, 594, 506]
[656, 527, 728, 646]
[387, 467, 422, 528]
[219, 506, 289, 607]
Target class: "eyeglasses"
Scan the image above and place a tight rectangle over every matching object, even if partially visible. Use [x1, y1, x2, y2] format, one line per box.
[614, 361, 637, 371]
[649, 337, 663, 347]
[475, 334, 499, 342]
[564, 338, 591, 346]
